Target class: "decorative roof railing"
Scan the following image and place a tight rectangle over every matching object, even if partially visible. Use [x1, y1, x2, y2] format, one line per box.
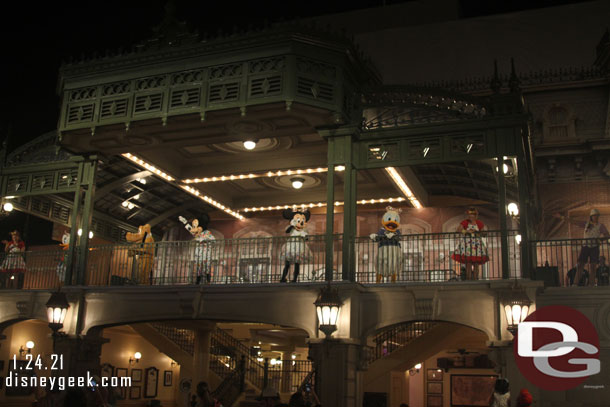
[58, 24, 379, 134]
[412, 66, 606, 94]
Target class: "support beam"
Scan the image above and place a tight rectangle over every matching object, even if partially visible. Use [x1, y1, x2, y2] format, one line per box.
[95, 170, 152, 200]
[325, 139, 335, 281]
[76, 159, 97, 285]
[148, 202, 201, 227]
[342, 136, 357, 281]
[497, 155, 510, 279]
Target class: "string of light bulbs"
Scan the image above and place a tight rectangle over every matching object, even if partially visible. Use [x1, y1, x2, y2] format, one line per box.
[242, 197, 406, 213]
[182, 165, 346, 184]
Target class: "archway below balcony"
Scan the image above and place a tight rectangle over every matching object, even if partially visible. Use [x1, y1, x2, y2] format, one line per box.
[363, 320, 496, 407]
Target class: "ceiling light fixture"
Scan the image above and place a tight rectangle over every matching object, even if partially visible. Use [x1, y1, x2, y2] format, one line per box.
[243, 140, 257, 150]
[385, 167, 423, 209]
[182, 165, 346, 184]
[291, 178, 304, 189]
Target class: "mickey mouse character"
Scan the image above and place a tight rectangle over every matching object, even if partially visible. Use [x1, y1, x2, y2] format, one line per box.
[370, 207, 403, 283]
[179, 215, 215, 284]
[280, 208, 310, 283]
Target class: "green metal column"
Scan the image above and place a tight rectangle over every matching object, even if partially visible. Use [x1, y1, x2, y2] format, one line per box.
[517, 153, 531, 279]
[325, 139, 335, 281]
[65, 162, 84, 285]
[342, 136, 357, 281]
[497, 156, 510, 279]
[76, 158, 97, 285]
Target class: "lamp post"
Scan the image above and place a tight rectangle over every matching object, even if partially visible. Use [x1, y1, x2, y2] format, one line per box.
[314, 284, 342, 338]
[46, 291, 69, 334]
[502, 289, 531, 336]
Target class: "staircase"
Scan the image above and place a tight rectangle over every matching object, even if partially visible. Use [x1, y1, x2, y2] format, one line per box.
[144, 322, 253, 407]
[364, 321, 489, 384]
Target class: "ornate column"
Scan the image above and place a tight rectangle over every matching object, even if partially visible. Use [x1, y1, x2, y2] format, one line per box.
[308, 339, 365, 407]
[52, 330, 108, 378]
[192, 322, 216, 386]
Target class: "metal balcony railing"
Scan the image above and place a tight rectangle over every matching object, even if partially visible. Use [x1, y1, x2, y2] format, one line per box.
[370, 321, 437, 363]
[0, 249, 64, 290]
[1, 231, 525, 289]
[354, 230, 521, 283]
[535, 238, 610, 287]
[84, 234, 342, 286]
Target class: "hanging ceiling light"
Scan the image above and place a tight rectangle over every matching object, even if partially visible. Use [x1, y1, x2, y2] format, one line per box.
[3, 202, 14, 212]
[291, 177, 305, 189]
[243, 140, 257, 150]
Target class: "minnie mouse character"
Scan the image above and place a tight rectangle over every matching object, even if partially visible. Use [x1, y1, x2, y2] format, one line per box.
[370, 207, 403, 283]
[280, 208, 310, 283]
[179, 215, 215, 284]
[1, 230, 26, 289]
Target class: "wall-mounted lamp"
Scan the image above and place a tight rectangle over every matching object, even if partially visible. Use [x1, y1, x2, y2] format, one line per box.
[77, 229, 94, 239]
[291, 177, 304, 189]
[409, 363, 422, 376]
[19, 341, 35, 356]
[129, 352, 142, 365]
[3, 202, 14, 212]
[507, 202, 519, 220]
[170, 360, 177, 368]
[314, 284, 343, 338]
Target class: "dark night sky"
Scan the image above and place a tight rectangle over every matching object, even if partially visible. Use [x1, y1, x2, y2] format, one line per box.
[1, 0, 593, 153]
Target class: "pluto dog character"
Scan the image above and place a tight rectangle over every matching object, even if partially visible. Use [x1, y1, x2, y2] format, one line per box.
[179, 215, 215, 284]
[280, 208, 310, 283]
[126, 224, 155, 284]
[370, 207, 403, 283]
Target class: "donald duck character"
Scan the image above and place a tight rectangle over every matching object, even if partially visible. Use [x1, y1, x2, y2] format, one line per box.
[179, 215, 215, 284]
[280, 208, 310, 283]
[56, 231, 70, 284]
[370, 206, 403, 283]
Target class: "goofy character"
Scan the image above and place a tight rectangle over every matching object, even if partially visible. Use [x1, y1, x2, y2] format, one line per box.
[370, 207, 403, 283]
[179, 215, 215, 284]
[280, 208, 310, 283]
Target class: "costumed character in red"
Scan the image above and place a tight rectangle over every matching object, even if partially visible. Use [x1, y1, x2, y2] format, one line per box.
[370, 207, 403, 283]
[452, 207, 489, 280]
[280, 209, 310, 283]
[1, 230, 26, 289]
[125, 224, 155, 284]
[179, 215, 215, 284]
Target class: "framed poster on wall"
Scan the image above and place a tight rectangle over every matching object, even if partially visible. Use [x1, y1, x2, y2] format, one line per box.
[144, 367, 159, 398]
[427, 395, 442, 407]
[450, 374, 497, 406]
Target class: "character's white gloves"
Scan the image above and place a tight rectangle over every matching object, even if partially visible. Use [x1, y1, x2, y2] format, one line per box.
[370, 233, 377, 241]
[178, 216, 188, 224]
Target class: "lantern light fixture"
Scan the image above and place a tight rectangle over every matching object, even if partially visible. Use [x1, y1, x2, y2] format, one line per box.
[46, 291, 69, 334]
[314, 284, 343, 338]
[503, 289, 532, 336]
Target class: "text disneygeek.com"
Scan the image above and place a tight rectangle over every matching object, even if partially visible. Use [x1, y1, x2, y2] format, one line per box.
[4, 371, 131, 391]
